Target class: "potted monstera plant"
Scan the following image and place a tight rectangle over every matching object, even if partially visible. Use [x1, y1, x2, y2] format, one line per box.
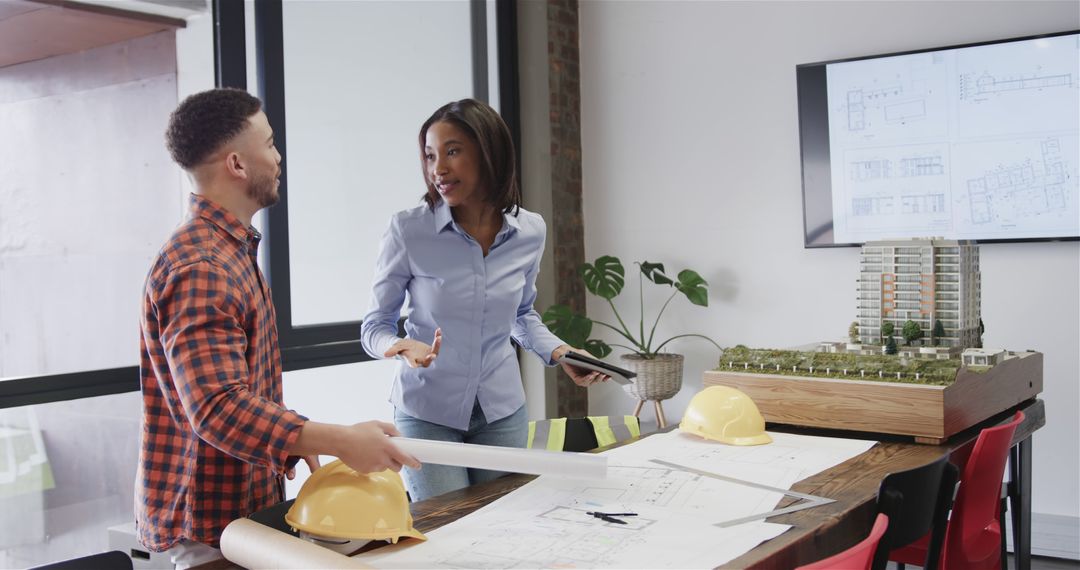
[542, 255, 722, 406]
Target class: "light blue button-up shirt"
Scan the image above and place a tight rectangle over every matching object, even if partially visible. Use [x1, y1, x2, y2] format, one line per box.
[361, 201, 564, 430]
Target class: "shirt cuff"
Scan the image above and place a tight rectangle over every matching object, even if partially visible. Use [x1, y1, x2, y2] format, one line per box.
[533, 335, 565, 367]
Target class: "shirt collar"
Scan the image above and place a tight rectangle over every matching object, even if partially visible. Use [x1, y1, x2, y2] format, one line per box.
[434, 199, 455, 233]
[433, 199, 522, 237]
[189, 193, 259, 247]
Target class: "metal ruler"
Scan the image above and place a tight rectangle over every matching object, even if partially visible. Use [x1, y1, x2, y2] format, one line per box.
[649, 459, 835, 528]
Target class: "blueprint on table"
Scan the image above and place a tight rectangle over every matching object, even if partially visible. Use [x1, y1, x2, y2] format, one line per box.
[357, 430, 877, 569]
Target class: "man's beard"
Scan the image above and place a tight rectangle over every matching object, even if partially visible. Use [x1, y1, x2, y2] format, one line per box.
[247, 168, 279, 208]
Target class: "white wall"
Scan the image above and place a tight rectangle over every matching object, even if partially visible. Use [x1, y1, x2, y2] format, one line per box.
[575, 0, 1079, 557]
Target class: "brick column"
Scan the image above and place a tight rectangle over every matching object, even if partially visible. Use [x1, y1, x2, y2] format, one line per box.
[547, 0, 588, 418]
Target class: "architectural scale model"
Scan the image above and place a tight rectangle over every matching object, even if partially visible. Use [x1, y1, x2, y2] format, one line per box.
[718, 237, 1033, 384]
[854, 237, 981, 349]
[706, 237, 1041, 443]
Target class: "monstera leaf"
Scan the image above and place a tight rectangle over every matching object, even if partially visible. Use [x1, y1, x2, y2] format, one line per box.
[639, 261, 673, 286]
[584, 339, 612, 359]
[674, 270, 709, 307]
[543, 255, 720, 359]
[542, 304, 592, 348]
[579, 256, 625, 300]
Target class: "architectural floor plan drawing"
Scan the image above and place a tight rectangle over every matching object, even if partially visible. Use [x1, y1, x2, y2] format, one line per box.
[358, 431, 876, 569]
[954, 136, 1077, 237]
[826, 33, 1078, 242]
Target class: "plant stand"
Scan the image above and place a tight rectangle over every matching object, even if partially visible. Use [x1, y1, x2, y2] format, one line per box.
[620, 353, 684, 429]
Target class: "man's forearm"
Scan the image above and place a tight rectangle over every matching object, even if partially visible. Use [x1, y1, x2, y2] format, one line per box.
[288, 421, 343, 458]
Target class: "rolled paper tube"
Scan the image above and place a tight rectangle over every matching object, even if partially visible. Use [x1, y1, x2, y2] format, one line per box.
[393, 437, 607, 479]
[220, 518, 371, 569]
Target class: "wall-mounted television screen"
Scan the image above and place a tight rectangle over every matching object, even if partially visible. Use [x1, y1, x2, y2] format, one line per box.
[797, 31, 1079, 247]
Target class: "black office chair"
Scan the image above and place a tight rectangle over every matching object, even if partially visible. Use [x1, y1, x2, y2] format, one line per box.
[30, 550, 133, 570]
[871, 454, 959, 570]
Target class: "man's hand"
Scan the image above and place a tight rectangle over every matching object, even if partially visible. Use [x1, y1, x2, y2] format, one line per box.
[385, 328, 442, 368]
[552, 344, 610, 387]
[286, 455, 321, 480]
[289, 420, 421, 475]
[336, 421, 421, 474]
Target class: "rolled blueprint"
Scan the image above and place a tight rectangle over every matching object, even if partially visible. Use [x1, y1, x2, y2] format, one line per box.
[394, 437, 607, 479]
[220, 518, 371, 569]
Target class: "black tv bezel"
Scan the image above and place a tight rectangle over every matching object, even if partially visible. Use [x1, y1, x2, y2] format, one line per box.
[797, 29, 1080, 249]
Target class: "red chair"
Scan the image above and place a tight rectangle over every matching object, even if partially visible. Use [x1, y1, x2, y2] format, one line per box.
[891, 411, 1024, 570]
[797, 513, 889, 570]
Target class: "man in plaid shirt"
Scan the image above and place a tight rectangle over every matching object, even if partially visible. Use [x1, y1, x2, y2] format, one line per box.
[137, 88, 419, 566]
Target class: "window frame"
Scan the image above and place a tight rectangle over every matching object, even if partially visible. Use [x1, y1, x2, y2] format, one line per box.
[0, 0, 520, 408]
[256, 0, 520, 371]
[0, 1, 242, 409]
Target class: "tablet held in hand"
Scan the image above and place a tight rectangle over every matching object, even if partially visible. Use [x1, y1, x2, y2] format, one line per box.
[560, 352, 636, 385]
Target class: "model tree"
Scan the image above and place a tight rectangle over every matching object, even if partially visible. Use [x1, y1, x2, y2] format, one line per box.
[881, 321, 895, 344]
[848, 321, 859, 344]
[902, 320, 923, 346]
[932, 320, 946, 346]
[884, 335, 898, 355]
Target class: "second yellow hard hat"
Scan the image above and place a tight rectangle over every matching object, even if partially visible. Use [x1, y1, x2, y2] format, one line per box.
[679, 386, 772, 446]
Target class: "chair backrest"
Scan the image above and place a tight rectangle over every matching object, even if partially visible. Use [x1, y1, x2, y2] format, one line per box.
[796, 513, 889, 570]
[873, 454, 959, 570]
[31, 550, 133, 570]
[942, 410, 1024, 568]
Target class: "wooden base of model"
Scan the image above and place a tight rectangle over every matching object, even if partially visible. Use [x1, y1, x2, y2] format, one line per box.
[703, 351, 1042, 444]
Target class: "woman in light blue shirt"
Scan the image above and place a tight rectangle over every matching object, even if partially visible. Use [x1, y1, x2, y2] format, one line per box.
[361, 99, 603, 501]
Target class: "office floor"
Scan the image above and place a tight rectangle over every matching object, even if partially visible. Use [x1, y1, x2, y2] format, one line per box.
[886, 556, 1080, 569]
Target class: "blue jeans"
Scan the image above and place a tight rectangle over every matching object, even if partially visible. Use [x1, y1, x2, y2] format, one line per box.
[394, 400, 527, 502]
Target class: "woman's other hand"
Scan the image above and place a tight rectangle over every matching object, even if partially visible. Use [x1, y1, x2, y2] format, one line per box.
[552, 344, 610, 387]
[385, 328, 442, 368]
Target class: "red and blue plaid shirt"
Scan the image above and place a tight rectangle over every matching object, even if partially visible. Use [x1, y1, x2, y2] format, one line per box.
[137, 194, 305, 550]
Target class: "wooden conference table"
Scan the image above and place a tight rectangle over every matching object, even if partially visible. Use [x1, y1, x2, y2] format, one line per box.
[404, 398, 1044, 569]
[221, 398, 1044, 570]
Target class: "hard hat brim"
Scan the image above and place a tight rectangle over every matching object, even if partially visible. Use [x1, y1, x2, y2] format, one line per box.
[678, 425, 773, 446]
[723, 432, 773, 446]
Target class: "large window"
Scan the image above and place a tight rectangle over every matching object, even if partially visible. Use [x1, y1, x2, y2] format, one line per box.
[0, 1, 518, 564]
[0, 393, 142, 568]
[0, 4, 210, 566]
[0, 31, 184, 382]
[257, 0, 519, 370]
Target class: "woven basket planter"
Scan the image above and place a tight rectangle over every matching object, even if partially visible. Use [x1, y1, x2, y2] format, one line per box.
[619, 353, 684, 401]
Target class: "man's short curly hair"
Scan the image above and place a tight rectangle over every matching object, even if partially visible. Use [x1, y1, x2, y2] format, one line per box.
[165, 88, 263, 169]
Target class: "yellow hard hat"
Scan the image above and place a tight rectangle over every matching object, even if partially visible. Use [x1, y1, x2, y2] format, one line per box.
[285, 460, 426, 545]
[679, 386, 772, 446]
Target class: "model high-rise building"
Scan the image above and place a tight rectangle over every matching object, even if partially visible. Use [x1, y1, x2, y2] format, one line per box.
[856, 238, 981, 348]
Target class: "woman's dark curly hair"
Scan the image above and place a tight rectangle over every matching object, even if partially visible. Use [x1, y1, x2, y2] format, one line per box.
[419, 99, 520, 214]
[165, 88, 262, 169]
